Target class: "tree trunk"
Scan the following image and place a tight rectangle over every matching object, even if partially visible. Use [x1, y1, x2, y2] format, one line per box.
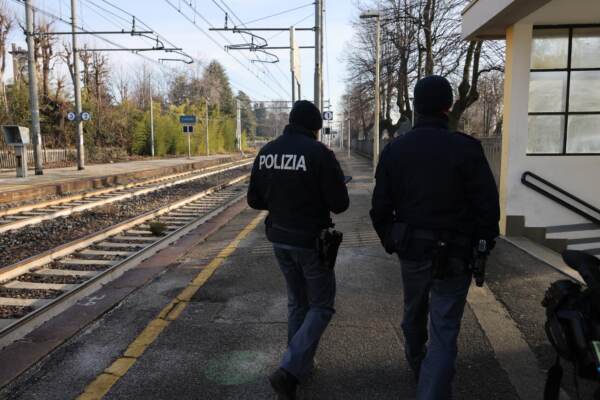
[449, 41, 483, 131]
[422, 0, 436, 76]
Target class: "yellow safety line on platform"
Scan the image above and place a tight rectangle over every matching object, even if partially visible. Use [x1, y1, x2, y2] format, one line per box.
[76, 211, 267, 400]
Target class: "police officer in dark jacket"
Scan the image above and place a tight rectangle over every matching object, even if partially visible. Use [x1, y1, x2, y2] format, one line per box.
[247, 100, 349, 400]
[370, 76, 500, 400]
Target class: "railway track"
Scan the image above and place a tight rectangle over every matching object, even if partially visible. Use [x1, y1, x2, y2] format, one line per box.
[0, 172, 251, 349]
[0, 158, 252, 234]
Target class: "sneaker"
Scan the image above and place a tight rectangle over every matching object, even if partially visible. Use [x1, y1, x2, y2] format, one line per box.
[268, 368, 297, 400]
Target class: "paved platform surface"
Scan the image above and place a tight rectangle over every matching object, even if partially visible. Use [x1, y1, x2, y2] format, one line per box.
[0, 155, 239, 204]
[0, 155, 232, 190]
[1, 153, 597, 399]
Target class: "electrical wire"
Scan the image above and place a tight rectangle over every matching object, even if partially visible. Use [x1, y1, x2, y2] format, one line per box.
[98, 0, 273, 99]
[8, 0, 201, 97]
[215, 0, 292, 98]
[242, 3, 313, 26]
[267, 13, 313, 40]
[99, 0, 186, 52]
[79, 0, 128, 31]
[82, 0, 131, 26]
[164, 0, 289, 99]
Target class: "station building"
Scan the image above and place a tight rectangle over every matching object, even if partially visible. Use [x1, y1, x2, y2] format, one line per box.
[463, 0, 600, 255]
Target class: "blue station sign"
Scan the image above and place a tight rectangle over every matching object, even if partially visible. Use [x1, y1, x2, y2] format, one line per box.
[179, 115, 197, 125]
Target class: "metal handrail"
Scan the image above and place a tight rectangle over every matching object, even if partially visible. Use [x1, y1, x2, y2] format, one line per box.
[521, 171, 600, 226]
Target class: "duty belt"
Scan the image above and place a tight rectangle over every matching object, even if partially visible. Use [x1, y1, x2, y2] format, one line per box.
[411, 228, 471, 248]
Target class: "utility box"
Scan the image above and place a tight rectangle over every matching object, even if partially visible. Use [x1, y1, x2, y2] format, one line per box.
[2, 126, 30, 178]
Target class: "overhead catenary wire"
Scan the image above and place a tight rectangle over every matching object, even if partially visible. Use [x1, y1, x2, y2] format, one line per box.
[267, 13, 313, 40]
[163, 0, 289, 99]
[79, 0, 126, 30]
[211, 0, 293, 98]
[98, 0, 276, 99]
[10, 0, 171, 71]
[209, 0, 292, 98]
[242, 3, 314, 26]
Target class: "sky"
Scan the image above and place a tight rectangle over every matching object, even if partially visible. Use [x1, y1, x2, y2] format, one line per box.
[7, 0, 359, 117]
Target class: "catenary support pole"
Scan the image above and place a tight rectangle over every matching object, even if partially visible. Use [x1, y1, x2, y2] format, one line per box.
[149, 85, 155, 157]
[25, 0, 43, 175]
[236, 99, 242, 153]
[347, 118, 351, 159]
[314, 0, 322, 141]
[320, 1, 325, 113]
[205, 99, 210, 156]
[373, 15, 381, 177]
[71, 0, 84, 170]
[290, 27, 296, 104]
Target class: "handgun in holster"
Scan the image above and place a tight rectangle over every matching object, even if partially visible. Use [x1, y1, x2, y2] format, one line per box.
[317, 228, 343, 270]
[431, 240, 450, 280]
[472, 239, 488, 287]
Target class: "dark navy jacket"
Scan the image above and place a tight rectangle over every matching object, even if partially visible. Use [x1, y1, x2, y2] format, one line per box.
[370, 115, 500, 247]
[247, 124, 349, 244]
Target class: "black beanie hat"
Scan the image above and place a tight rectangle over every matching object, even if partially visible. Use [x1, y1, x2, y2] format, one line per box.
[289, 100, 323, 131]
[414, 75, 454, 115]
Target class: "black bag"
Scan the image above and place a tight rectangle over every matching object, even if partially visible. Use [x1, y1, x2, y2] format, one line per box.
[385, 222, 412, 255]
[317, 228, 343, 270]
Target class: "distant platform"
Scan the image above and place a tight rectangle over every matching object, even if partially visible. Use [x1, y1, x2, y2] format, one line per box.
[0, 155, 243, 204]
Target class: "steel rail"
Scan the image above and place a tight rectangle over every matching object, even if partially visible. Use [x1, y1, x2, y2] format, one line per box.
[0, 158, 249, 218]
[0, 159, 253, 234]
[0, 174, 250, 349]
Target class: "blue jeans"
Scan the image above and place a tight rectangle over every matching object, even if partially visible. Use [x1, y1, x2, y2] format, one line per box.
[400, 258, 471, 400]
[274, 246, 336, 382]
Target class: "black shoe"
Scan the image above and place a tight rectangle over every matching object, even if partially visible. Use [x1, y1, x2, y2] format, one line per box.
[268, 368, 297, 400]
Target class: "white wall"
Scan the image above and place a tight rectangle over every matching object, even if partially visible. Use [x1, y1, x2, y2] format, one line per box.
[501, 1, 600, 230]
[521, 0, 600, 24]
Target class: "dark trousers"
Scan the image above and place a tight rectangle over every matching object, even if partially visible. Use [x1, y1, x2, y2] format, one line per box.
[400, 258, 471, 400]
[274, 246, 336, 382]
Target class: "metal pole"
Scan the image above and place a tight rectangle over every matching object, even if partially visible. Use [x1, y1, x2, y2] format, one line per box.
[320, 0, 325, 113]
[314, 0, 322, 141]
[187, 133, 191, 159]
[205, 99, 209, 156]
[290, 27, 296, 104]
[373, 16, 381, 178]
[340, 119, 344, 150]
[236, 99, 242, 153]
[25, 0, 43, 175]
[149, 85, 155, 157]
[347, 118, 351, 159]
[71, 0, 84, 170]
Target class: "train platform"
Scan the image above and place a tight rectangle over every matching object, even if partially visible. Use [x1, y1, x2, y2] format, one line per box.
[0, 154, 242, 204]
[0, 153, 595, 399]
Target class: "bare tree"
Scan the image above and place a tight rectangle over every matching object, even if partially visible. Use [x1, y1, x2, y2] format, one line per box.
[343, 0, 505, 135]
[0, 1, 12, 113]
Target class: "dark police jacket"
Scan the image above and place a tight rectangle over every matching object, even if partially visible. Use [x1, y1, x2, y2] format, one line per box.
[247, 124, 349, 247]
[370, 115, 500, 252]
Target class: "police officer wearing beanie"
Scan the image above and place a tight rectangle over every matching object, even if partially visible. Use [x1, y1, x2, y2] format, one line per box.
[247, 100, 349, 400]
[370, 76, 500, 400]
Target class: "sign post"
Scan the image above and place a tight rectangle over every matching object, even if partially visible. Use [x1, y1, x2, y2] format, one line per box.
[179, 115, 197, 159]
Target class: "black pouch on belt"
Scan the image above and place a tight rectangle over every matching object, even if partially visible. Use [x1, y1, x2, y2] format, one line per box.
[386, 222, 412, 255]
[317, 228, 343, 270]
[431, 240, 450, 280]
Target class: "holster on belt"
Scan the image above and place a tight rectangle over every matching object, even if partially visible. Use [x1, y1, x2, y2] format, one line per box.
[431, 240, 450, 279]
[317, 228, 343, 270]
[408, 228, 473, 279]
[385, 222, 412, 255]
